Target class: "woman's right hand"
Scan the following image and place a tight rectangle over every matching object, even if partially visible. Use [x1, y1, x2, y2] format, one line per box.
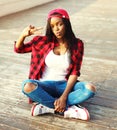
[15, 25, 43, 48]
[21, 25, 43, 38]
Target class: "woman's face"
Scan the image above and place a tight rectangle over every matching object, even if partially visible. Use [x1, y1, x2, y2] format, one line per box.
[50, 17, 65, 39]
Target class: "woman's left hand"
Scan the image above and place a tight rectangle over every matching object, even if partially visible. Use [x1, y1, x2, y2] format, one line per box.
[54, 96, 67, 112]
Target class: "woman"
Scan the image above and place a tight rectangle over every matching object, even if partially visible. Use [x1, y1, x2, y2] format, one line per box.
[14, 8, 96, 120]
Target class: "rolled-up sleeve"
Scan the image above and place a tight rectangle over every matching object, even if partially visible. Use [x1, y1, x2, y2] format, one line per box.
[14, 36, 41, 53]
[14, 40, 33, 53]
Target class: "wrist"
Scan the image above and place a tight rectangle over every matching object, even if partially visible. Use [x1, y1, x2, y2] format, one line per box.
[20, 34, 27, 39]
[61, 94, 68, 100]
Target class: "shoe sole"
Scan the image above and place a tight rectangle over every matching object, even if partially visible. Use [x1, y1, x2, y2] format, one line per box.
[31, 104, 37, 116]
[83, 107, 90, 121]
[75, 105, 90, 120]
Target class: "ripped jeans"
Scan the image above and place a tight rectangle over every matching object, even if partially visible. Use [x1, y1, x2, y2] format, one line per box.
[22, 79, 95, 109]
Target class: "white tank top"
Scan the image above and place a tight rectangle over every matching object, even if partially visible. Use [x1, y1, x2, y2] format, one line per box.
[40, 50, 70, 81]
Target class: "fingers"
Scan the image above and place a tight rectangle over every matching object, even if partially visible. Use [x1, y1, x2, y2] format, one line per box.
[55, 108, 64, 112]
[29, 25, 44, 35]
[55, 106, 65, 112]
[36, 27, 44, 30]
[54, 100, 57, 106]
[54, 100, 65, 112]
[21, 25, 44, 38]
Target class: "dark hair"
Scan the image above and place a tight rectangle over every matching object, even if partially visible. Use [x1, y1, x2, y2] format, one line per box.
[45, 16, 78, 55]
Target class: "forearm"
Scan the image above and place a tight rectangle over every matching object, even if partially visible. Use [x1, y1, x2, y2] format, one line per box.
[15, 35, 26, 48]
[62, 75, 78, 99]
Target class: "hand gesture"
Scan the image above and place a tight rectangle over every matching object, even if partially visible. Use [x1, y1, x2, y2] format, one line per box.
[21, 25, 43, 37]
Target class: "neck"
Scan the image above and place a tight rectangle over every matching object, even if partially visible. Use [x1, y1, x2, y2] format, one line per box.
[57, 38, 67, 46]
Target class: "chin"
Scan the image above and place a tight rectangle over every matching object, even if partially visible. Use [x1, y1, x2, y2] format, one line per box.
[56, 35, 63, 39]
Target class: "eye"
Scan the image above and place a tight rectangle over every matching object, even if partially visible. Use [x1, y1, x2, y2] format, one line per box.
[58, 22, 63, 26]
[51, 25, 54, 29]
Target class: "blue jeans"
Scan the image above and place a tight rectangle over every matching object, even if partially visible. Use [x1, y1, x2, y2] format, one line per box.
[22, 79, 95, 109]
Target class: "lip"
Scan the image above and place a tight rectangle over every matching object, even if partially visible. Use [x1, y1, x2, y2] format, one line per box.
[55, 32, 61, 36]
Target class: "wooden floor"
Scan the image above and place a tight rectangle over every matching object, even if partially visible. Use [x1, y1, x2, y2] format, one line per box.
[0, 0, 117, 129]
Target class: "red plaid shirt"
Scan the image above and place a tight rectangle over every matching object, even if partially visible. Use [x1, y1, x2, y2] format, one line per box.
[14, 36, 84, 80]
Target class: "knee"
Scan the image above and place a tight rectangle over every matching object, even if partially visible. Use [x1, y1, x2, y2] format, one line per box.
[85, 83, 96, 93]
[23, 82, 37, 93]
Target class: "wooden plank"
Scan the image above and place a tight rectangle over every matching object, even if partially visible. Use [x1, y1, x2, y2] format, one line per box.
[86, 96, 117, 109]
[96, 89, 117, 101]
[84, 88, 117, 109]
[0, 112, 112, 130]
[0, 124, 21, 130]
[86, 104, 117, 129]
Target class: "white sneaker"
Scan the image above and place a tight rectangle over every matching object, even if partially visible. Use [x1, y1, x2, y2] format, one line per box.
[64, 105, 90, 120]
[31, 104, 54, 116]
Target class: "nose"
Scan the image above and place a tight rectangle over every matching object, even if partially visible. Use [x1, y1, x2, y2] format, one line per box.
[54, 25, 59, 31]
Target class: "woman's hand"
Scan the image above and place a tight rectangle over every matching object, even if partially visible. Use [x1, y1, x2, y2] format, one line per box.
[21, 25, 43, 37]
[54, 96, 67, 112]
[15, 25, 43, 48]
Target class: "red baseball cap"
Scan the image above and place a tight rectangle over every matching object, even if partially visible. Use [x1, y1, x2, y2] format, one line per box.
[48, 8, 70, 19]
